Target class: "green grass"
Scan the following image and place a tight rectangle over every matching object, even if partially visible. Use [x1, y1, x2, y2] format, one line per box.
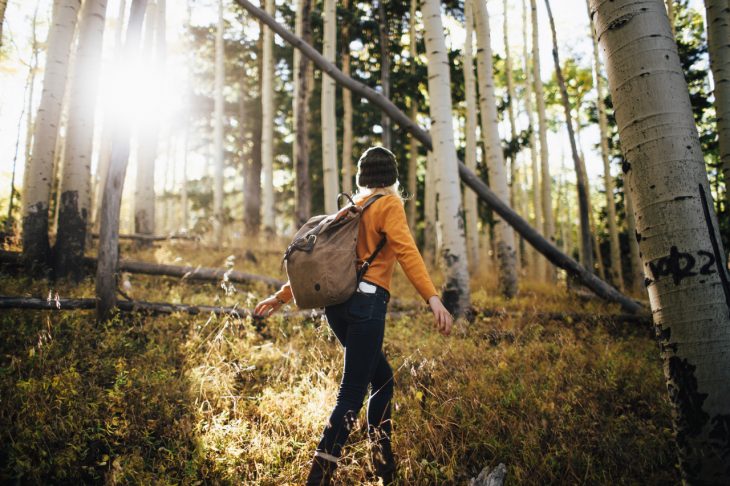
[0, 240, 678, 484]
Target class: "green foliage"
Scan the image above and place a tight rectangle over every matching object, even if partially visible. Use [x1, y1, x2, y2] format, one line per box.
[0, 243, 677, 484]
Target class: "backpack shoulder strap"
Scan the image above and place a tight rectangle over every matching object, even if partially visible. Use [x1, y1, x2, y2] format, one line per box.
[361, 193, 385, 210]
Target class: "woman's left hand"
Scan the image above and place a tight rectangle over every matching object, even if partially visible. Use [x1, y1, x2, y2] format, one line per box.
[254, 296, 284, 317]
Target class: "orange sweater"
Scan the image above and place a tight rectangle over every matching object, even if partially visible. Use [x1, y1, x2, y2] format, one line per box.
[275, 194, 439, 304]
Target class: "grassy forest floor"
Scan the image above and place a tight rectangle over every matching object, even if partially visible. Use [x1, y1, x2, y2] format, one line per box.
[0, 238, 679, 484]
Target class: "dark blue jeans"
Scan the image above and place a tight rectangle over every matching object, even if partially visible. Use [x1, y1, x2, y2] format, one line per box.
[316, 283, 394, 460]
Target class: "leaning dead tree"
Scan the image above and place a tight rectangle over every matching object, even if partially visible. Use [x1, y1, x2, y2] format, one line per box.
[233, 0, 642, 314]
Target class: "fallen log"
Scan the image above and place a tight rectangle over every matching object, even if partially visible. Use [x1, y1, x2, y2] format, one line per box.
[0, 250, 284, 288]
[90, 233, 200, 242]
[234, 0, 644, 315]
[470, 463, 507, 486]
[0, 295, 250, 316]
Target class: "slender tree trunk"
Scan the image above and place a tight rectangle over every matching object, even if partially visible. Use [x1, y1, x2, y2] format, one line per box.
[586, 0, 623, 289]
[504, 0, 521, 271]
[666, 0, 676, 35]
[261, 0, 275, 233]
[624, 186, 644, 294]
[523, 0, 543, 280]
[706, 0, 730, 211]
[423, 144, 437, 263]
[378, 0, 391, 149]
[422, 0, 471, 315]
[321, 0, 338, 214]
[0, 0, 7, 48]
[54, 0, 109, 280]
[134, 0, 165, 237]
[92, 0, 126, 232]
[213, 0, 225, 243]
[21, 0, 81, 270]
[294, 0, 312, 226]
[341, 0, 353, 194]
[544, 0, 593, 274]
[463, 0, 479, 272]
[531, 0, 554, 281]
[181, 129, 189, 231]
[473, 0, 519, 298]
[406, 0, 419, 229]
[592, 0, 730, 481]
[96, 0, 149, 322]
[244, 25, 263, 235]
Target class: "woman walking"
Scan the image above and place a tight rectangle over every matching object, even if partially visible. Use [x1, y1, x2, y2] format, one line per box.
[255, 147, 453, 485]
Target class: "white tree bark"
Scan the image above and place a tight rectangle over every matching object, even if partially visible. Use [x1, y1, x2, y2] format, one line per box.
[378, 0, 391, 149]
[624, 186, 644, 294]
[341, 0, 353, 194]
[424, 142, 437, 263]
[407, 0, 419, 230]
[261, 0, 275, 233]
[523, 0, 543, 280]
[134, 0, 160, 236]
[473, 0, 518, 298]
[213, 0, 225, 243]
[54, 0, 109, 279]
[321, 0, 338, 214]
[586, 0, 623, 290]
[422, 0, 471, 314]
[705, 0, 730, 211]
[463, 0, 479, 272]
[591, 0, 730, 481]
[504, 0, 521, 270]
[21, 0, 81, 268]
[531, 0, 554, 282]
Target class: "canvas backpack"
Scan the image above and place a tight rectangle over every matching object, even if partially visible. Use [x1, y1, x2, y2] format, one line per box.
[282, 194, 386, 309]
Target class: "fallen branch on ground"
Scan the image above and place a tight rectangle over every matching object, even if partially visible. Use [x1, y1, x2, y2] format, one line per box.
[0, 250, 284, 288]
[90, 233, 200, 242]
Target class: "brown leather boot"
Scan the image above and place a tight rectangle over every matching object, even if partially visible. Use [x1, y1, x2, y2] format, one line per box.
[305, 455, 337, 486]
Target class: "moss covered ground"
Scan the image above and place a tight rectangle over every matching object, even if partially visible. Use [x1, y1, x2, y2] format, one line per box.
[0, 239, 678, 484]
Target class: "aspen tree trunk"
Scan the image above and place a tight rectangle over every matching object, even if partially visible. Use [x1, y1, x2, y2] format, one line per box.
[294, 0, 312, 226]
[21, 0, 81, 270]
[244, 26, 263, 235]
[96, 0, 149, 322]
[706, 0, 730, 211]
[523, 0, 543, 280]
[341, 0, 353, 195]
[592, 0, 730, 480]
[134, 0, 160, 237]
[213, 0, 225, 243]
[422, 0, 471, 314]
[530, 0, 554, 281]
[321, 0, 338, 214]
[463, 0, 479, 272]
[54, 0, 109, 280]
[406, 0, 419, 229]
[182, 130, 189, 231]
[378, 0, 392, 149]
[474, 0, 519, 298]
[261, 0, 275, 234]
[586, 0, 623, 289]
[92, 0, 126, 232]
[0, 0, 7, 48]
[24, 4, 41, 179]
[504, 0, 521, 270]
[545, 0, 593, 273]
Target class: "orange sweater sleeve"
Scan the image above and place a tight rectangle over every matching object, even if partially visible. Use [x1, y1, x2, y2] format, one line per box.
[379, 196, 439, 301]
[274, 281, 293, 303]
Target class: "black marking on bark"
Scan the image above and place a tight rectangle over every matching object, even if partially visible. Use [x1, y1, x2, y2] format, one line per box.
[709, 414, 730, 472]
[441, 287, 460, 315]
[635, 230, 642, 243]
[674, 195, 692, 201]
[650, 184, 656, 189]
[667, 356, 709, 480]
[644, 277, 653, 287]
[54, 191, 87, 281]
[622, 160, 631, 174]
[607, 13, 637, 31]
[699, 184, 730, 316]
[648, 246, 697, 285]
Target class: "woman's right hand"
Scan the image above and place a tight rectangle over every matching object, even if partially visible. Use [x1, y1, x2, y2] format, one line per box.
[254, 295, 285, 317]
[428, 296, 453, 336]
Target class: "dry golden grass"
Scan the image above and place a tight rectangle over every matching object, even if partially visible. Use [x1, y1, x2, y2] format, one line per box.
[0, 239, 676, 484]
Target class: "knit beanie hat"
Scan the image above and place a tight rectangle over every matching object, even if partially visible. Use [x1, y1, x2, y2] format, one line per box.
[356, 146, 399, 188]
